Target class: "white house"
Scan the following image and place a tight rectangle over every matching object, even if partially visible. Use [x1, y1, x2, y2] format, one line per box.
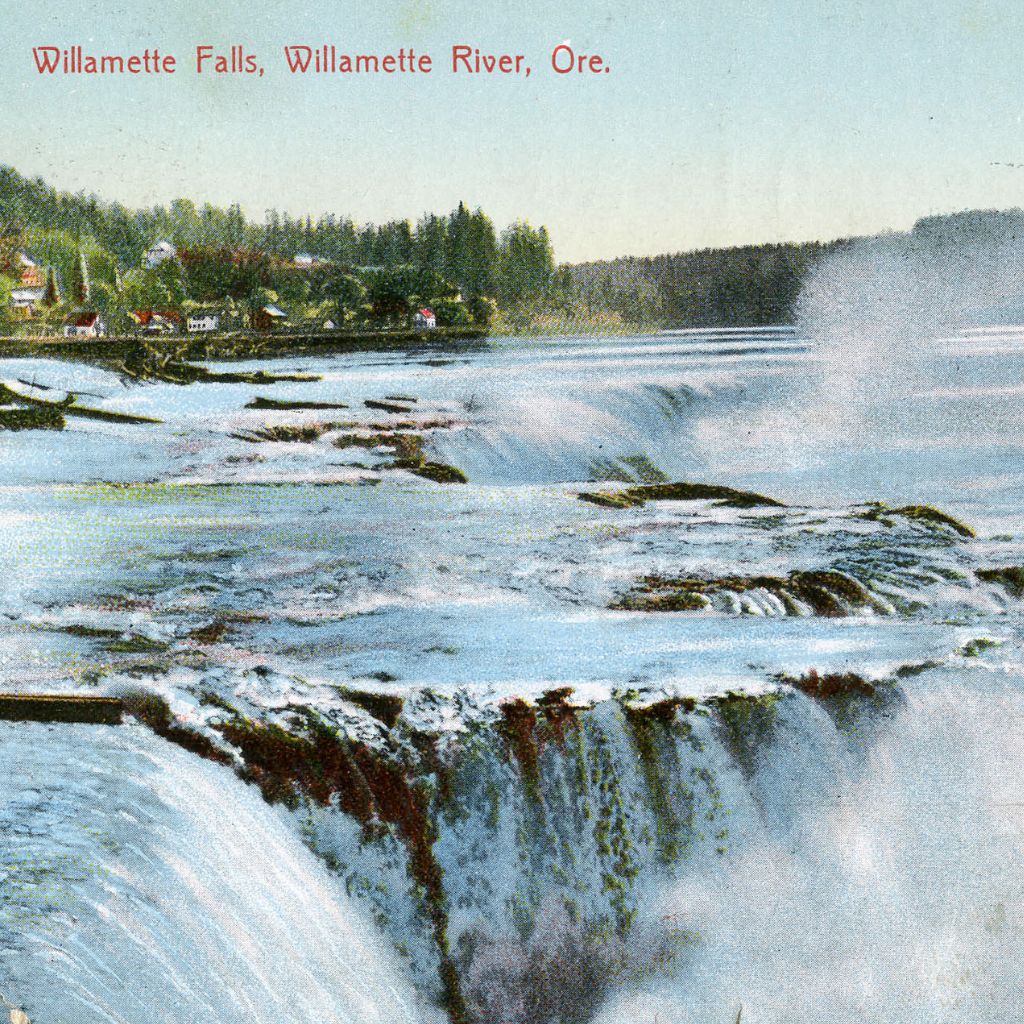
[9, 253, 57, 318]
[187, 312, 221, 333]
[414, 307, 437, 330]
[144, 241, 177, 269]
[10, 286, 47, 316]
[63, 313, 106, 338]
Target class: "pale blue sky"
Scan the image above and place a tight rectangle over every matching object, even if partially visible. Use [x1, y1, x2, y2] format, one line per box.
[4, 0, 1024, 261]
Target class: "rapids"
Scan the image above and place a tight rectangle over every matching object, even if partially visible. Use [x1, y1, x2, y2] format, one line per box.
[2, 297, 1023, 1021]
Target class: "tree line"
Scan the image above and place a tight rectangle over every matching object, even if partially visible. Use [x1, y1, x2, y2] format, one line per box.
[557, 240, 850, 329]
[14, 163, 1003, 336]
[0, 165, 556, 331]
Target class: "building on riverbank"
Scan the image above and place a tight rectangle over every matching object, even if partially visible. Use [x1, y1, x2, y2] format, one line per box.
[187, 311, 221, 333]
[8, 253, 61, 319]
[414, 307, 437, 329]
[252, 304, 288, 330]
[131, 310, 181, 334]
[63, 312, 106, 337]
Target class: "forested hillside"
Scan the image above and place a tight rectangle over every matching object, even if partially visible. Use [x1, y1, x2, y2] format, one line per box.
[559, 240, 847, 329]
[0, 165, 554, 333]
[5, 164, 1012, 337]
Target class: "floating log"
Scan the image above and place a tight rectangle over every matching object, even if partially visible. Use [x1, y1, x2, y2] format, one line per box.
[0, 694, 123, 725]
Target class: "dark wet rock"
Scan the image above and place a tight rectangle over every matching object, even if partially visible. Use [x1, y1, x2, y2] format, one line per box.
[708, 691, 782, 776]
[119, 688, 232, 764]
[780, 668, 907, 737]
[611, 569, 884, 617]
[332, 430, 467, 483]
[232, 422, 342, 443]
[246, 396, 349, 411]
[977, 565, 1024, 596]
[365, 398, 414, 414]
[214, 711, 468, 1022]
[102, 634, 172, 654]
[121, 357, 319, 386]
[785, 669, 877, 699]
[58, 624, 123, 640]
[0, 382, 159, 425]
[859, 501, 976, 538]
[0, 404, 65, 431]
[958, 636, 1003, 657]
[186, 621, 231, 644]
[333, 431, 424, 460]
[335, 687, 405, 728]
[579, 481, 785, 510]
[405, 461, 469, 484]
[613, 589, 711, 612]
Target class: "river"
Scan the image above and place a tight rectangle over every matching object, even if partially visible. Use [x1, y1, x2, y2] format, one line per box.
[1, 311, 1022, 1021]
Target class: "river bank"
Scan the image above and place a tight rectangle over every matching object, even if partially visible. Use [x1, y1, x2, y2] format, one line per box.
[0, 325, 487, 362]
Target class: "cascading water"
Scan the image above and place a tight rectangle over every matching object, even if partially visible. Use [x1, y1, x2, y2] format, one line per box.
[594, 667, 1024, 1024]
[2, 228, 1024, 1023]
[0, 722, 431, 1024]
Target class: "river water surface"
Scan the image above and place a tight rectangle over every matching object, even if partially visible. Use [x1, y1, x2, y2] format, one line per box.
[1, 322, 1023, 1023]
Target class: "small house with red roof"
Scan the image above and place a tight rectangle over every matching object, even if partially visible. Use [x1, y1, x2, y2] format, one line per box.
[414, 307, 437, 330]
[131, 310, 181, 334]
[18, 252, 45, 289]
[9, 253, 60, 318]
[63, 313, 106, 338]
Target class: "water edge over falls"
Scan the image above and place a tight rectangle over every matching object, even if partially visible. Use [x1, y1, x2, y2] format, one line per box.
[0, 722, 431, 1024]
[2, 327, 1024, 1021]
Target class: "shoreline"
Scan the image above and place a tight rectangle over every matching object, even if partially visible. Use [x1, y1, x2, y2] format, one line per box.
[0, 325, 489, 363]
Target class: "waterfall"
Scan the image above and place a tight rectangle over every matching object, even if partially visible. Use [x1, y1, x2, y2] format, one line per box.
[0, 722, 431, 1024]
[592, 667, 1024, 1023]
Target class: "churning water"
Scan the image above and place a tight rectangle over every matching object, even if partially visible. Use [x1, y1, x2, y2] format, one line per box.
[2, 243, 1024, 1022]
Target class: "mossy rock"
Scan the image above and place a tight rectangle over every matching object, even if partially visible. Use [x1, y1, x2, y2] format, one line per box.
[246, 396, 349, 411]
[365, 398, 414, 414]
[958, 636, 1003, 657]
[580, 480, 784, 511]
[336, 687, 405, 728]
[123, 358, 319, 386]
[612, 568, 878, 617]
[0, 404, 65, 431]
[860, 502, 975, 538]
[233, 422, 339, 443]
[103, 633, 171, 654]
[977, 566, 1024, 596]
[120, 688, 231, 764]
[579, 491, 642, 509]
[58, 623, 122, 640]
[0, 382, 159, 425]
[333, 431, 424, 461]
[620, 454, 669, 484]
[709, 692, 782, 774]
[611, 590, 710, 612]
[407, 461, 468, 484]
[783, 669, 876, 699]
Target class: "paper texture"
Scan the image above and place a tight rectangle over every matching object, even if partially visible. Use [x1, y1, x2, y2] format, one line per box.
[1, 3, 1021, 1023]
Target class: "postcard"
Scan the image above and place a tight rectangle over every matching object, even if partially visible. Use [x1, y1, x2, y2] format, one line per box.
[0, 2, 1021, 1023]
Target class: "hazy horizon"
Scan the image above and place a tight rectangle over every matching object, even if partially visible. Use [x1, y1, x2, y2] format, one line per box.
[13, 159, 1015, 266]
[6, 0, 1024, 262]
